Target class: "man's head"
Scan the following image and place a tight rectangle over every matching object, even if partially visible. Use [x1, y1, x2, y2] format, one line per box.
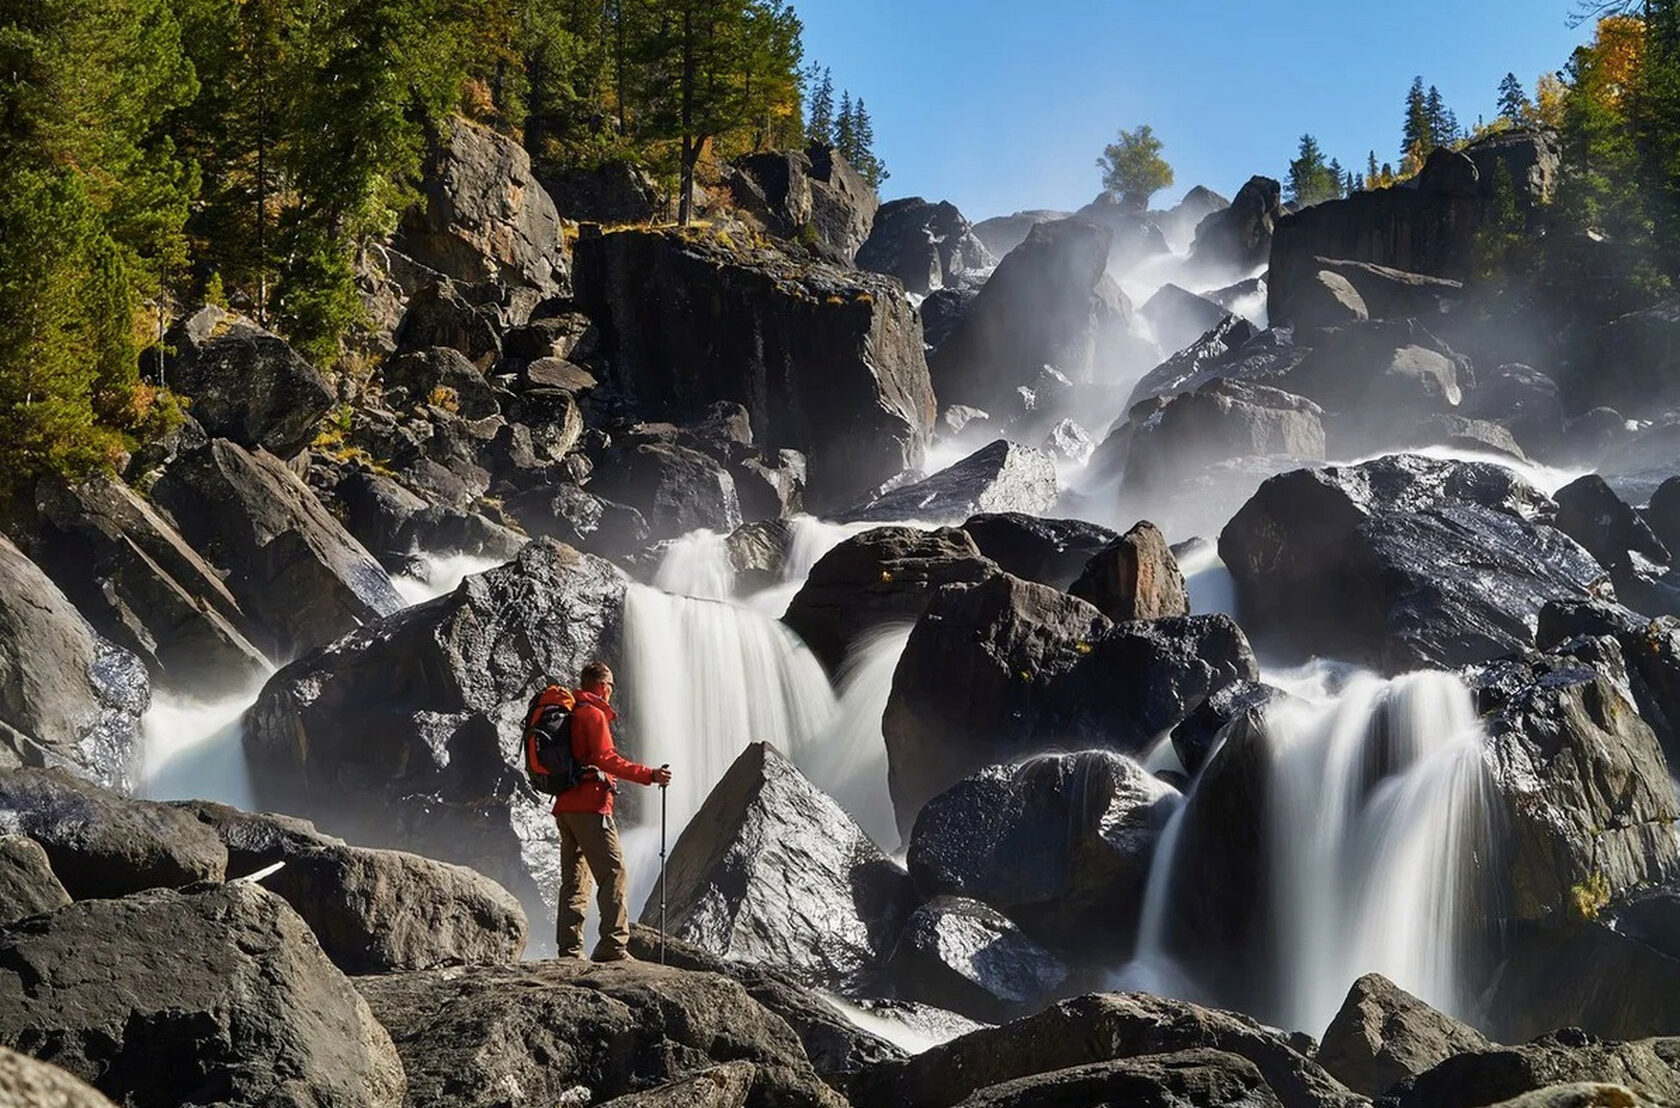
[580, 660, 615, 702]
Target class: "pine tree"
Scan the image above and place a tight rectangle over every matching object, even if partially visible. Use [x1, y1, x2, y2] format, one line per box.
[1426, 85, 1450, 149]
[1287, 134, 1341, 206]
[850, 98, 888, 187]
[1367, 149, 1381, 185]
[1499, 72, 1533, 123]
[835, 89, 856, 160]
[806, 66, 834, 146]
[1403, 76, 1432, 160]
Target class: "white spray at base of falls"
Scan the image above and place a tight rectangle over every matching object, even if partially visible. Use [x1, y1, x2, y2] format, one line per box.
[1120, 667, 1500, 1035]
[137, 550, 508, 809]
[800, 623, 914, 851]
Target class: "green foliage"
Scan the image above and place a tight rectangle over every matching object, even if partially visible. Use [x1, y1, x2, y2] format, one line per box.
[1097, 124, 1174, 210]
[1286, 134, 1343, 207]
[837, 95, 887, 188]
[1499, 72, 1533, 122]
[806, 66, 834, 146]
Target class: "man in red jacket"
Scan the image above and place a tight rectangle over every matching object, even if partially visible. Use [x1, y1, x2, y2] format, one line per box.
[553, 660, 672, 961]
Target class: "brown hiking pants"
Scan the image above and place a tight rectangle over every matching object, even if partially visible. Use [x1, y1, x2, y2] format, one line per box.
[555, 811, 630, 959]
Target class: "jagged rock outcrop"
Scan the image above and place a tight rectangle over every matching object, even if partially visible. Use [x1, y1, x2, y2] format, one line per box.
[847, 992, 1363, 1108]
[1115, 379, 1326, 494]
[0, 538, 148, 790]
[648, 742, 914, 989]
[180, 801, 527, 974]
[1538, 598, 1680, 768]
[1219, 454, 1607, 670]
[163, 308, 336, 459]
[32, 473, 270, 692]
[1068, 521, 1189, 621]
[1471, 638, 1680, 925]
[244, 539, 625, 920]
[1269, 148, 1483, 310]
[573, 228, 935, 511]
[1316, 973, 1492, 1099]
[959, 513, 1118, 591]
[838, 440, 1059, 524]
[391, 279, 505, 368]
[729, 144, 879, 264]
[381, 345, 501, 419]
[1124, 315, 1269, 407]
[782, 526, 998, 674]
[0, 883, 407, 1108]
[970, 209, 1070, 259]
[883, 573, 1256, 832]
[151, 439, 404, 659]
[328, 467, 525, 575]
[0, 768, 227, 899]
[929, 218, 1136, 409]
[1154, 186, 1231, 250]
[357, 959, 844, 1108]
[1189, 175, 1283, 275]
[907, 751, 1179, 948]
[858, 197, 994, 295]
[0, 835, 70, 926]
[886, 896, 1069, 1024]
[397, 116, 567, 295]
[588, 442, 743, 543]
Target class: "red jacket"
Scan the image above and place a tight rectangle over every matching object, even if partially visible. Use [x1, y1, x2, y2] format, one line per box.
[551, 691, 655, 815]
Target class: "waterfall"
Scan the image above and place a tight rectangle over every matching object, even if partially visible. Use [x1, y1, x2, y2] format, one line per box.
[137, 550, 506, 808]
[796, 623, 914, 851]
[1118, 667, 1499, 1034]
[618, 582, 839, 914]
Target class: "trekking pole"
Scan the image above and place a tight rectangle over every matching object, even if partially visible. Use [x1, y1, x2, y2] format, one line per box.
[659, 766, 669, 965]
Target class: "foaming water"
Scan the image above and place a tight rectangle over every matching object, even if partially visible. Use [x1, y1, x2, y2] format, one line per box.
[651, 516, 897, 618]
[1119, 667, 1500, 1034]
[619, 583, 838, 913]
[653, 529, 735, 601]
[391, 551, 509, 606]
[797, 623, 914, 851]
[138, 684, 266, 809]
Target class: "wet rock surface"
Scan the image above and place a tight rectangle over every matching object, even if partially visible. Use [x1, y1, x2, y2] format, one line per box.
[1317, 973, 1491, 1099]
[0, 883, 407, 1108]
[838, 440, 1059, 525]
[647, 742, 914, 989]
[0, 538, 148, 790]
[885, 895, 1069, 1024]
[948, 1050, 1284, 1108]
[959, 513, 1118, 591]
[1068, 520, 1189, 621]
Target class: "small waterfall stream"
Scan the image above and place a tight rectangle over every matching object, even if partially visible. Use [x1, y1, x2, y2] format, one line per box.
[1122, 666, 1500, 1033]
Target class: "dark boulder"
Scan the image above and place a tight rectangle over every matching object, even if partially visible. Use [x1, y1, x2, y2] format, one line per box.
[857, 197, 994, 295]
[0, 883, 406, 1107]
[1460, 363, 1568, 456]
[244, 539, 625, 922]
[1154, 185, 1231, 249]
[838, 439, 1059, 525]
[1275, 268, 1369, 330]
[356, 959, 843, 1108]
[1316, 973, 1491, 1099]
[0, 767, 227, 899]
[0, 538, 148, 790]
[1301, 258, 1463, 324]
[959, 513, 1118, 591]
[886, 896, 1069, 1024]
[178, 800, 526, 974]
[396, 116, 566, 295]
[1068, 520, 1189, 621]
[782, 526, 998, 674]
[151, 439, 404, 659]
[1407, 413, 1529, 460]
[381, 345, 501, 419]
[1141, 284, 1234, 357]
[1538, 598, 1680, 769]
[949, 1050, 1284, 1108]
[163, 308, 336, 458]
[1471, 639, 1680, 926]
[1169, 679, 1285, 776]
[647, 742, 914, 989]
[969, 209, 1069, 259]
[1269, 148, 1483, 310]
[848, 991, 1362, 1108]
[1390, 1032, 1680, 1108]
[921, 285, 981, 354]
[392, 279, 504, 368]
[0, 835, 69, 926]
[589, 441, 743, 543]
[883, 574, 1256, 833]
[733, 449, 806, 522]
[906, 751, 1179, 949]
[1646, 476, 1680, 556]
[1573, 301, 1680, 419]
[573, 228, 934, 511]
[929, 218, 1129, 410]
[1124, 314, 1266, 408]
[509, 483, 651, 559]
[32, 473, 269, 691]
[1189, 175, 1283, 275]
[729, 144, 879, 264]
[542, 158, 663, 224]
[1219, 454, 1606, 670]
[1116, 379, 1327, 494]
[1276, 318, 1469, 447]
[1485, 913, 1680, 1045]
[330, 467, 525, 574]
[1554, 474, 1670, 576]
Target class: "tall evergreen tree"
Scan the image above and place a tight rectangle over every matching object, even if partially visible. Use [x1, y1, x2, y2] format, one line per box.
[835, 89, 856, 159]
[1499, 72, 1533, 122]
[1287, 134, 1341, 206]
[1366, 149, 1381, 184]
[1402, 76, 1432, 165]
[806, 66, 834, 146]
[850, 98, 888, 187]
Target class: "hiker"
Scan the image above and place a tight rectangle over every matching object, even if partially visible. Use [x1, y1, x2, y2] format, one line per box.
[552, 660, 672, 961]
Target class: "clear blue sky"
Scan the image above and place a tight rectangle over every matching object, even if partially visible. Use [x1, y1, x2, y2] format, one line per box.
[798, 1, 1595, 220]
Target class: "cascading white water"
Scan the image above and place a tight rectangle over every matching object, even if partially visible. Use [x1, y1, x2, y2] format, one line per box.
[795, 623, 914, 851]
[1120, 667, 1499, 1034]
[137, 550, 507, 808]
[617, 582, 839, 913]
[653, 529, 736, 601]
[1175, 541, 1237, 620]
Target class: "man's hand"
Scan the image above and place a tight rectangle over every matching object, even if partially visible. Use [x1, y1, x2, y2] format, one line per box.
[652, 764, 672, 787]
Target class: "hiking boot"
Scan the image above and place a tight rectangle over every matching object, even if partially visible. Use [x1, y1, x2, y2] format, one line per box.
[591, 948, 635, 963]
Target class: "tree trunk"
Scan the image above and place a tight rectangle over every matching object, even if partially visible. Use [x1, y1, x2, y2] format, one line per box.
[677, 4, 696, 224]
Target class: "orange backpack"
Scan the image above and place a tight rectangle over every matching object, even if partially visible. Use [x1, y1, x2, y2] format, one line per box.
[521, 685, 579, 795]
